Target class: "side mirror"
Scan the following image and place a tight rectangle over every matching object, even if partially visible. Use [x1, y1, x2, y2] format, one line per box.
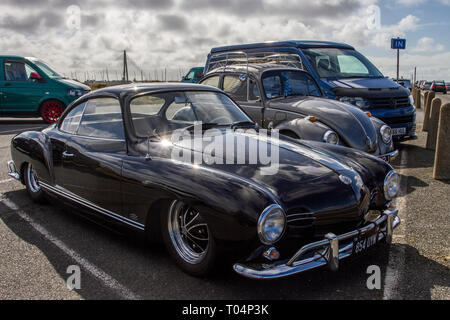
[30, 72, 44, 82]
[181, 76, 185, 80]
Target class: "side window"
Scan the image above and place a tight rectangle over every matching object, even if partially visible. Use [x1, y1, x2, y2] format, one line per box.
[194, 70, 203, 80]
[4, 61, 39, 81]
[77, 98, 125, 139]
[249, 78, 260, 100]
[306, 78, 321, 97]
[223, 75, 248, 101]
[201, 76, 220, 88]
[60, 102, 86, 134]
[130, 96, 165, 117]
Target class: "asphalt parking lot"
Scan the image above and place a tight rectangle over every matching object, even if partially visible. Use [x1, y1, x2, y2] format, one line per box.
[0, 96, 449, 300]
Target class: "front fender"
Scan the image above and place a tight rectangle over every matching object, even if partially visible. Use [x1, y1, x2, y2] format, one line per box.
[11, 131, 54, 185]
[121, 157, 278, 244]
[276, 117, 331, 142]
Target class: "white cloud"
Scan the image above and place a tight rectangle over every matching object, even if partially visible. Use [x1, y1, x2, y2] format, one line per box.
[0, 0, 447, 82]
[413, 37, 444, 52]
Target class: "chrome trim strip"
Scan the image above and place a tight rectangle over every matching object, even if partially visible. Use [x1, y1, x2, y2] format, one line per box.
[378, 149, 399, 161]
[233, 205, 400, 279]
[40, 182, 145, 230]
[7, 160, 20, 180]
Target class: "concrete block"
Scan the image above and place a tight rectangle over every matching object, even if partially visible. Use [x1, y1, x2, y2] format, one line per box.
[423, 91, 435, 132]
[433, 103, 450, 180]
[426, 98, 442, 150]
[415, 89, 421, 109]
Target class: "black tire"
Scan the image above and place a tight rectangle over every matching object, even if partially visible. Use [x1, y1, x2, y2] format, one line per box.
[24, 163, 46, 203]
[161, 200, 216, 276]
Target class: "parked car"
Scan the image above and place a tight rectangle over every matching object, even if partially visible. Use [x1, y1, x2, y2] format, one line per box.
[7, 83, 400, 279]
[0, 56, 90, 123]
[181, 67, 204, 83]
[431, 81, 447, 94]
[393, 78, 412, 92]
[200, 64, 398, 162]
[205, 41, 417, 141]
[422, 81, 432, 90]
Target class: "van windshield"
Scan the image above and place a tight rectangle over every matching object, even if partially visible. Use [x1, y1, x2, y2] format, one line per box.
[302, 48, 383, 79]
[29, 59, 62, 79]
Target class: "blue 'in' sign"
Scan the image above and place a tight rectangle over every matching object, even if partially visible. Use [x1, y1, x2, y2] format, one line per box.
[391, 38, 406, 50]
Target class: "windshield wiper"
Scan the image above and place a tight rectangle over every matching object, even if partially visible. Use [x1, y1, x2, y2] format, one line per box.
[185, 122, 223, 131]
[230, 121, 256, 130]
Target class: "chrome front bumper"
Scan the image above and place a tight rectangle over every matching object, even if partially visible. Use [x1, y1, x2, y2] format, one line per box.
[7, 160, 20, 180]
[378, 149, 399, 162]
[233, 205, 400, 279]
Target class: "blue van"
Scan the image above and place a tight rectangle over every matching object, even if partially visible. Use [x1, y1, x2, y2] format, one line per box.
[205, 41, 416, 140]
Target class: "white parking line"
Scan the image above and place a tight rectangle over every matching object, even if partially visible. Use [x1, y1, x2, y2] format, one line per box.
[382, 149, 408, 300]
[0, 126, 46, 135]
[0, 196, 141, 300]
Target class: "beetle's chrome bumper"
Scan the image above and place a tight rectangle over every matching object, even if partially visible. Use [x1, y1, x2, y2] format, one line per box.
[378, 150, 399, 162]
[233, 205, 400, 279]
[7, 160, 20, 180]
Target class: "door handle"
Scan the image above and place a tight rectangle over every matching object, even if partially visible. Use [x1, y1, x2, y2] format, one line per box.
[62, 151, 74, 158]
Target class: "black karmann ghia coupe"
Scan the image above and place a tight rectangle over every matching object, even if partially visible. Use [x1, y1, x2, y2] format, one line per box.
[7, 83, 400, 279]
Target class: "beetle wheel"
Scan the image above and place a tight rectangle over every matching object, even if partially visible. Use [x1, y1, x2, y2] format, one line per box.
[40, 100, 63, 123]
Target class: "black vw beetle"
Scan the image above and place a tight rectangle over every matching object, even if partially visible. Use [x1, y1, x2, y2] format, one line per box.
[7, 83, 400, 279]
[200, 63, 398, 162]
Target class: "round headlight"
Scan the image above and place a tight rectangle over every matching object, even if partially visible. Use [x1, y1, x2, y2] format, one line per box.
[384, 170, 399, 200]
[380, 125, 392, 144]
[258, 205, 286, 244]
[323, 130, 339, 145]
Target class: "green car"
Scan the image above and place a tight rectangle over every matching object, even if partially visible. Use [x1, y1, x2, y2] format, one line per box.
[0, 56, 90, 123]
[180, 67, 204, 83]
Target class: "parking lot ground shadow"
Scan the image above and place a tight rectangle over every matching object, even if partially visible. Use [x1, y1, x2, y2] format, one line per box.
[1, 188, 447, 300]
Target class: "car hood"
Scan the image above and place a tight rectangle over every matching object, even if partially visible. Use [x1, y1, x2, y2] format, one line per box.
[325, 77, 400, 89]
[163, 129, 370, 216]
[56, 78, 91, 91]
[270, 96, 378, 152]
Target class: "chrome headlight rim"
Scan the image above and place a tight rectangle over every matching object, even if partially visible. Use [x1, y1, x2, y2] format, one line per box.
[257, 204, 286, 245]
[323, 130, 339, 145]
[384, 170, 399, 200]
[380, 124, 392, 144]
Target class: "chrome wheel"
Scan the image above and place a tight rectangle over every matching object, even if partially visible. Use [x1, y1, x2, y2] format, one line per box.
[27, 163, 40, 193]
[168, 200, 209, 264]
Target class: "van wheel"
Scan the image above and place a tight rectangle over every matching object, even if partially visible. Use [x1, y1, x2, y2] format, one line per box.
[24, 163, 46, 203]
[161, 200, 216, 276]
[40, 100, 64, 123]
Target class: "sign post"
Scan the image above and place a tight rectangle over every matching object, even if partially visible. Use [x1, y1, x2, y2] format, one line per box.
[391, 38, 406, 80]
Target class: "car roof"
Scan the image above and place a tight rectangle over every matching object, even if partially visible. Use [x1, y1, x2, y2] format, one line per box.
[205, 63, 303, 77]
[211, 40, 354, 53]
[88, 82, 222, 97]
[0, 55, 27, 60]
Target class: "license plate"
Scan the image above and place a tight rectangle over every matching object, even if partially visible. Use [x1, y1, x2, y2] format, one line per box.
[353, 230, 379, 255]
[392, 127, 406, 136]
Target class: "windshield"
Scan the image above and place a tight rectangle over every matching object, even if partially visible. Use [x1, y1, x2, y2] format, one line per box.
[30, 59, 62, 79]
[129, 91, 252, 137]
[262, 70, 322, 99]
[302, 48, 383, 79]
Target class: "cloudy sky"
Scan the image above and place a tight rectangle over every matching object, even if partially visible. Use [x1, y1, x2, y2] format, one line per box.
[0, 0, 449, 81]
